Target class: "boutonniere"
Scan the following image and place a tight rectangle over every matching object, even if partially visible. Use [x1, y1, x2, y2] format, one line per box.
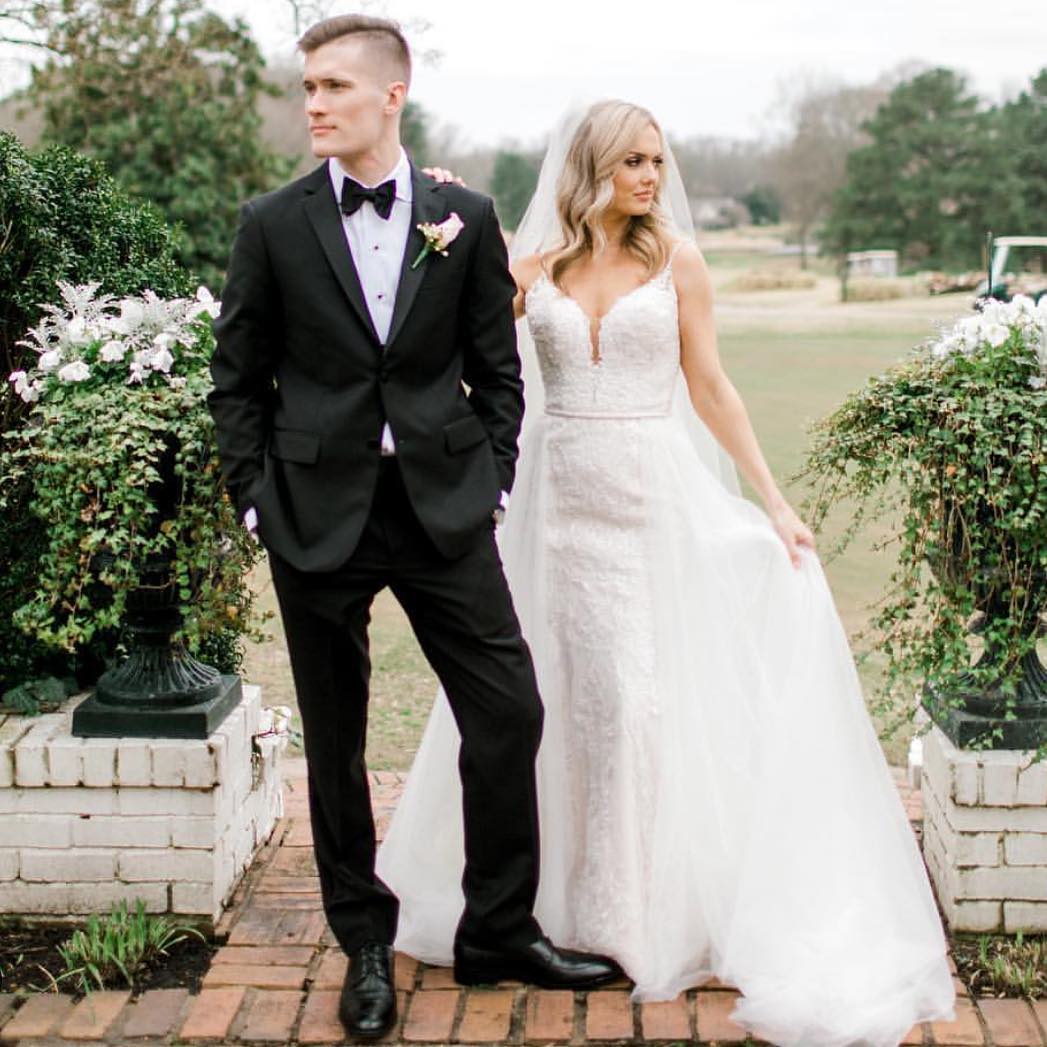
[411, 212, 464, 270]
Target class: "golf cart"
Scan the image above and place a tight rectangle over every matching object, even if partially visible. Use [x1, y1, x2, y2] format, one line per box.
[976, 235, 1047, 304]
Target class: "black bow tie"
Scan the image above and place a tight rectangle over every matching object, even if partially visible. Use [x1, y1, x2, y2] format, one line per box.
[340, 177, 397, 220]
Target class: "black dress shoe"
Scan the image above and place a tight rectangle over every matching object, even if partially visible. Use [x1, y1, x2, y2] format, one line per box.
[339, 942, 396, 1040]
[454, 935, 622, 989]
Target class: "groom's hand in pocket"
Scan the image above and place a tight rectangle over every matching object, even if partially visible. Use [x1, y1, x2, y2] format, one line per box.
[242, 505, 261, 545]
[492, 490, 509, 527]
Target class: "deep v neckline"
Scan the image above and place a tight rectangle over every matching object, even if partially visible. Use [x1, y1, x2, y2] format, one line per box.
[538, 270, 662, 364]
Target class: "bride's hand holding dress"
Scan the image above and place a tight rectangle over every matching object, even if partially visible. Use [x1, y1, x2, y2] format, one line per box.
[672, 242, 816, 568]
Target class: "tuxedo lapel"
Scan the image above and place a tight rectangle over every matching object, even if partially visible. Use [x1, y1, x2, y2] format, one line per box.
[301, 164, 381, 345]
[385, 167, 447, 350]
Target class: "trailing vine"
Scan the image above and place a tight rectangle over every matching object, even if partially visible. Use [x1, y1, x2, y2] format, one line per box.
[798, 296, 1047, 746]
[1, 283, 265, 663]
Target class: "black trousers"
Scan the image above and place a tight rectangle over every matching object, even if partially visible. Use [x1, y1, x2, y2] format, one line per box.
[268, 458, 544, 955]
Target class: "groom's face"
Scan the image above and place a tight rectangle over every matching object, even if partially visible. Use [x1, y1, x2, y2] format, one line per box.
[303, 36, 405, 160]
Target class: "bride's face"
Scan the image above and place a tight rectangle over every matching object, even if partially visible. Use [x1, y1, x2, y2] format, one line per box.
[608, 124, 663, 219]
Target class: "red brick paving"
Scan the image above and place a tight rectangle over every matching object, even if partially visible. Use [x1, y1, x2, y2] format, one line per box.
[1031, 999, 1047, 1036]
[419, 964, 462, 990]
[203, 962, 309, 989]
[296, 990, 343, 1044]
[213, 943, 316, 966]
[312, 948, 349, 989]
[977, 998, 1044, 1046]
[694, 990, 752, 1043]
[58, 991, 130, 1040]
[238, 988, 304, 1042]
[401, 987, 459, 1042]
[0, 994, 75, 1041]
[0, 761, 1043, 1046]
[525, 989, 576, 1043]
[931, 996, 989, 1045]
[120, 988, 188, 1038]
[640, 996, 692, 1040]
[457, 988, 516, 1042]
[179, 985, 247, 1040]
[585, 989, 635, 1040]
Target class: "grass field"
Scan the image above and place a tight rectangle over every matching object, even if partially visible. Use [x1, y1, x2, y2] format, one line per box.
[241, 261, 978, 769]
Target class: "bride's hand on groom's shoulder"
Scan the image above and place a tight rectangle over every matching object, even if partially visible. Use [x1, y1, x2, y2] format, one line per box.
[768, 502, 816, 569]
[423, 166, 466, 187]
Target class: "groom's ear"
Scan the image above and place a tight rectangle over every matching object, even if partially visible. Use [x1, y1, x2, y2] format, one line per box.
[383, 80, 408, 118]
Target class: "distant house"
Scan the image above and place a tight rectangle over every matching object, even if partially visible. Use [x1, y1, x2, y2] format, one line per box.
[847, 250, 898, 278]
[689, 196, 751, 230]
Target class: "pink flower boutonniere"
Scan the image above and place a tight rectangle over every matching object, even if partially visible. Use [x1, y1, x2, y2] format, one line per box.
[411, 212, 465, 270]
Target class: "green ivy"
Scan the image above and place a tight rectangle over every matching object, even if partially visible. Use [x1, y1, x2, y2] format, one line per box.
[799, 312, 1047, 746]
[1, 294, 266, 675]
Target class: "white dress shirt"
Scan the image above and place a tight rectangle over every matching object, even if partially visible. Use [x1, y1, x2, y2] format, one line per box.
[329, 149, 412, 456]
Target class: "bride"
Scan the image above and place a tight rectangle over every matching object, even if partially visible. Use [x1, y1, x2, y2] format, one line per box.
[378, 100, 956, 1046]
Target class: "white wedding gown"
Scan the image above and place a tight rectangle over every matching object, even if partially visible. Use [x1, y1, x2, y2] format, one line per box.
[376, 259, 955, 1046]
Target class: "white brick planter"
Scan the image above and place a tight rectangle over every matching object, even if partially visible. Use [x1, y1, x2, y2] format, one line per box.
[0, 684, 282, 926]
[921, 724, 1047, 933]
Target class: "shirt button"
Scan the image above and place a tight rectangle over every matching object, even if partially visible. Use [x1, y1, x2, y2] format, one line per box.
[373, 245, 379, 250]
[377, 293, 384, 300]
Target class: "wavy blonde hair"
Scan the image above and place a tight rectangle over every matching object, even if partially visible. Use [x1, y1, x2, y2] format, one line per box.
[547, 100, 675, 288]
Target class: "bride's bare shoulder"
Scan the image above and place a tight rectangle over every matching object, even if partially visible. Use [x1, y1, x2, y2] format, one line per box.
[510, 252, 546, 294]
[669, 240, 712, 297]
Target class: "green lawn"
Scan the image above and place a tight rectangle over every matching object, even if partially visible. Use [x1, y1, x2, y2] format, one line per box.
[720, 325, 929, 762]
[243, 282, 970, 769]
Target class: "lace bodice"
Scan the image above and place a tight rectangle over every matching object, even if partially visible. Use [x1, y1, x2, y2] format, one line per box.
[524, 262, 680, 417]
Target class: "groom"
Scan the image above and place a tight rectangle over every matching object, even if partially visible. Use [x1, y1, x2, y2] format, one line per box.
[208, 13, 618, 1041]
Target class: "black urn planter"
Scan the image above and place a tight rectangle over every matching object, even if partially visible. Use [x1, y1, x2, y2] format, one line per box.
[72, 437, 241, 739]
[923, 500, 1047, 749]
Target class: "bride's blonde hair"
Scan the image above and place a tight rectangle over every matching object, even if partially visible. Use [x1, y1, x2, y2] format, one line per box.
[547, 100, 675, 288]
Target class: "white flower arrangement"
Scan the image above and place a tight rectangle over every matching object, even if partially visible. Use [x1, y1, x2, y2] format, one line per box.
[7, 281, 221, 403]
[930, 294, 1047, 389]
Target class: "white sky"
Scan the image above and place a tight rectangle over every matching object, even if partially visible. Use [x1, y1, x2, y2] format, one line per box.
[3, 0, 1044, 147]
[213, 0, 1047, 147]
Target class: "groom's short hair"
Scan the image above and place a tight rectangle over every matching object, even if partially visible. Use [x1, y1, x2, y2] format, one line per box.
[298, 14, 411, 87]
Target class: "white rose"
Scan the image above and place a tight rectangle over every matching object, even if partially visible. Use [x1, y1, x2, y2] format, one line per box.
[436, 212, 464, 248]
[8, 370, 37, 402]
[66, 316, 87, 344]
[984, 323, 1010, 348]
[57, 360, 91, 382]
[188, 286, 221, 320]
[151, 347, 175, 373]
[38, 350, 62, 371]
[112, 299, 145, 335]
[99, 340, 127, 362]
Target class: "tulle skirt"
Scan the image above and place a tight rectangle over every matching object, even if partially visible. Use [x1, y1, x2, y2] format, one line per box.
[376, 410, 955, 1047]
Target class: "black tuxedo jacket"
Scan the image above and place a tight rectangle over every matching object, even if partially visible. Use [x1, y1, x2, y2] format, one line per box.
[207, 162, 522, 571]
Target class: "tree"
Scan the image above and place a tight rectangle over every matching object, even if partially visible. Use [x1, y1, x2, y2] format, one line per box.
[822, 68, 986, 271]
[19, 0, 292, 289]
[741, 184, 781, 226]
[402, 100, 432, 167]
[767, 77, 887, 267]
[984, 68, 1047, 236]
[489, 149, 539, 230]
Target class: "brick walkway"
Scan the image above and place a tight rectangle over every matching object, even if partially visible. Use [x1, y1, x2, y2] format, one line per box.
[2, 759, 1046, 1046]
